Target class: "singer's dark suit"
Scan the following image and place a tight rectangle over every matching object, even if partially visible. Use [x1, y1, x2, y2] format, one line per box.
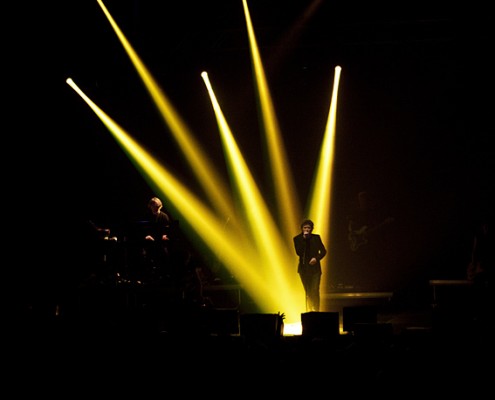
[293, 233, 327, 312]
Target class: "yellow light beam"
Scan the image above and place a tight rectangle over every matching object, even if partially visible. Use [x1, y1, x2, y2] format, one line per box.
[96, 0, 240, 232]
[94, 0, 304, 321]
[308, 66, 341, 241]
[307, 66, 342, 279]
[202, 71, 303, 318]
[67, 77, 279, 308]
[242, 0, 301, 239]
[74, 1, 341, 325]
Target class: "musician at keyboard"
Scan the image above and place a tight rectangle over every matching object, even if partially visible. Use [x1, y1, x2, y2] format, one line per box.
[141, 196, 174, 283]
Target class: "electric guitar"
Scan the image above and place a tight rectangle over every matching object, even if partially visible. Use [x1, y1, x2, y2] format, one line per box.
[348, 217, 394, 252]
[466, 261, 484, 281]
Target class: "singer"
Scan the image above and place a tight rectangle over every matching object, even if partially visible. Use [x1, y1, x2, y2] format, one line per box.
[293, 219, 327, 312]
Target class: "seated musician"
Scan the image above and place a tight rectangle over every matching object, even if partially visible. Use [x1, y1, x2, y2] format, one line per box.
[142, 197, 173, 283]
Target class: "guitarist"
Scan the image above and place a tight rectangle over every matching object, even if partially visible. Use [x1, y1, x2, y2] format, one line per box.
[348, 191, 393, 252]
[346, 191, 395, 290]
[466, 209, 494, 326]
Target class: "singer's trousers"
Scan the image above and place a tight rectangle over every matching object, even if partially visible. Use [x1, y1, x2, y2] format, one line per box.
[299, 270, 321, 312]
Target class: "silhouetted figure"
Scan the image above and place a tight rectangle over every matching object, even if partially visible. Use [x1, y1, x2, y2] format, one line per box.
[346, 191, 394, 290]
[293, 219, 327, 312]
[80, 220, 118, 286]
[467, 208, 494, 332]
[348, 191, 394, 253]
[141, 196, 174, 284]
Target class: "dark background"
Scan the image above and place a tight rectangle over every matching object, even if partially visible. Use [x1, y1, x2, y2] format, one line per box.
[20, 1, 493, 304]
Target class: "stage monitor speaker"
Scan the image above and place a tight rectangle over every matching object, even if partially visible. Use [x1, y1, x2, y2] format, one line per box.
[202, 308, 239, 335]
[301, 312, 339, 338]
[202, 284, 241, 309]
[343, 305, 377, 333]
[240, 313, 284, 339]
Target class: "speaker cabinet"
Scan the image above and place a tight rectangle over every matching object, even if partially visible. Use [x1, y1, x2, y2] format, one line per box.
[202, 308, 239, 335]
[301, 312, 339, 338]
[343, 306, 377, 333]
[240, 313, 284, 339]
[202, 284, 242, 309]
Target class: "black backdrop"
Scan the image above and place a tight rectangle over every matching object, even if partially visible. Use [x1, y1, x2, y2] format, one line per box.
[17, 0, 493, 312]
